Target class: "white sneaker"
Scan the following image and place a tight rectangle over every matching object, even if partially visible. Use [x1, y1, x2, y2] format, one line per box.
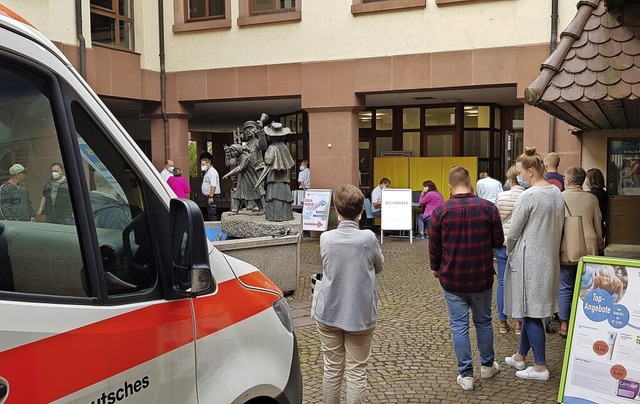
[515, 366, 550, 381]
[504, 354, 526, 371]
[481, 361, 500, 379]
[456, 375, 474, 391]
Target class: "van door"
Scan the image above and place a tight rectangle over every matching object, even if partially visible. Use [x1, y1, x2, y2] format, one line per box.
[0, 49, 197, 403]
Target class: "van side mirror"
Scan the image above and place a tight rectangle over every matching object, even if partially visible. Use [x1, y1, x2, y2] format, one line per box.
[170, 198, 215, 297]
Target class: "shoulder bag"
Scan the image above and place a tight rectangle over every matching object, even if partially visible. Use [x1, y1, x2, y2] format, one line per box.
[560, 201, 588, 265]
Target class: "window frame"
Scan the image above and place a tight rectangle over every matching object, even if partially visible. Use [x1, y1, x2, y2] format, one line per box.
[90, 0, 135, 51]
[351, 0, 426, 16]
[238, 0, 301, 27]
[174, 0, 231, 32]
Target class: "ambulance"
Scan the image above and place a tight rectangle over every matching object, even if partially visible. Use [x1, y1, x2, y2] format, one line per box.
[0, 5, 302, 403]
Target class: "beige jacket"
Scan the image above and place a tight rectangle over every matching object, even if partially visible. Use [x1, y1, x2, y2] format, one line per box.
[497, 185, 525, 246]
[562, 186, 604, 255]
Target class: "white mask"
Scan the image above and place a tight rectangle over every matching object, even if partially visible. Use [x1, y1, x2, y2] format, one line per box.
[299, 166, 305, 171]
[168, 166, 174, 172]
[52, 171, 61, 180]
[201, 165, 208, 172]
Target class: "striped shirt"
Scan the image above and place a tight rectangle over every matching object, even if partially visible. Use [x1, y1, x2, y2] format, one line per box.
[428, 193, 504, 293]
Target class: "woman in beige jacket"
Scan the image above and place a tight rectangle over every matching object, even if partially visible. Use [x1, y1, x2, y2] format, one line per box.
[558, 167, 603, 338]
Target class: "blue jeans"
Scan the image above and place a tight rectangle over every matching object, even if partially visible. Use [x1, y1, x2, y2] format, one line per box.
[443, 288, 495, 377]
[416, 214, 430, 234]
[518, 317, 546, 365]
[495, 246, 507, 322]
[559, 265, 578, 321]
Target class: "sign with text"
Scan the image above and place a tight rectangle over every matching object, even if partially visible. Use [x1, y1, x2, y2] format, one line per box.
[559, 256, 640, 403]
[381, 188, 412, 231]
[302, 189, 332, 231]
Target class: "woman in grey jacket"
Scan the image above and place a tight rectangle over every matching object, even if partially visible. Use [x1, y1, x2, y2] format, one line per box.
[313, 184, 384, 404]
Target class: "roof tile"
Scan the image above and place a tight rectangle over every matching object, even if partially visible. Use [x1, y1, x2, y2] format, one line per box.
[562, 83, 586, 101]
[542, 84, 562, 102]
[566, 56, 589, 73]
[601, 10, 623, 28]
[575, 68, 599, 86]
[622, 39, 640, 55]
[621, 66, 640, 84]
[551, 71, 576, 88]
[587, 54, 612, 71]
[576, 42, 600, 59]
[584, 82, 609, 99]
[609, 81, 632, 98]
[600, 38, 623, 57]
[598, 65, 623, 85]
[611, 52, 634, 70]
[589, 28, 611, 44]
[611, 26, 636, 42]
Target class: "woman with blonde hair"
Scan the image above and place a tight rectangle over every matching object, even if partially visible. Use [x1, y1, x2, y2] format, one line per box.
[593, 265, 625, 302]
[503, 147, 564, 381]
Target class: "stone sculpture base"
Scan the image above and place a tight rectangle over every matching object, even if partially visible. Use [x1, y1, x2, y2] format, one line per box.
[221, 211, 301, 239]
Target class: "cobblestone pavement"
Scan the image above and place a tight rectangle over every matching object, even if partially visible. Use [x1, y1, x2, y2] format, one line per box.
[287, 237, 566, 403]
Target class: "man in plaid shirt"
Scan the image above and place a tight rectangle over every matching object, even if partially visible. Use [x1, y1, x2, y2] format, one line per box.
[428, 166, 504, 391]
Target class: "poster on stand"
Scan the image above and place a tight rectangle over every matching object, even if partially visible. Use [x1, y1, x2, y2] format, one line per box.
[559, 256, 640, 403]
[302, 189, 332, 231]
[381, 188, 412, 231]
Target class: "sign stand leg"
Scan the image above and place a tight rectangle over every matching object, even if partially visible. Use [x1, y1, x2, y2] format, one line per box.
[380, 230, 384, 244]
[410, 229, 413, 244]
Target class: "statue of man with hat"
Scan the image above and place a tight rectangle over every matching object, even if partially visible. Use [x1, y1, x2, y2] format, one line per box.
[0, 163, 35, 221]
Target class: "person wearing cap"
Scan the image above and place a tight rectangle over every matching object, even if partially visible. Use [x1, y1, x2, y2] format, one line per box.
[261, 122, 295, 222]
[0, 163, 35, 221]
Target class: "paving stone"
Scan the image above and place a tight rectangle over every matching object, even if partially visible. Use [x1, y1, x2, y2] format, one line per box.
[290, 237, 565, 403]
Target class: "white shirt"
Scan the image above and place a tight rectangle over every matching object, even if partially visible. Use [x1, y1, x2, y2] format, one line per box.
[160, 168, 173, 181]
[371, 186, 383, 214]
[476, 176, 503, 205]
[201, 166, 220, 196]
[298, 168, 311, 189]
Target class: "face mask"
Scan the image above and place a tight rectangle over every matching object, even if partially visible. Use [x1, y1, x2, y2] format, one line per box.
[516, 175, 530, 188]
[201, 165, 208, 172]
[299, 166, 305, 171]
[52, 172, 61, 180]
[168, 166, 174, 173]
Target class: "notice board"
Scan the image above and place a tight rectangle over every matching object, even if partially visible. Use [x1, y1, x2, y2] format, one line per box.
[380, 188, 412, 231]
[302, 189, 332, 231]
[559, 256, 640, 403]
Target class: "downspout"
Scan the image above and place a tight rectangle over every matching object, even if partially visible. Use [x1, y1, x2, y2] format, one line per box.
[549, 0, 559, 152]
[158, 0, 170, 161]
[75, 0, 86, 79]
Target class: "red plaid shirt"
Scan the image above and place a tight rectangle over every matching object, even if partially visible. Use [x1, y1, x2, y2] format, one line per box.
[428, 193, 504, 293]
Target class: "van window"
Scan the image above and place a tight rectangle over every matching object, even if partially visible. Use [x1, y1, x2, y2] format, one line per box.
[0, 60, 86, 297]
[70, 103, 157, 296]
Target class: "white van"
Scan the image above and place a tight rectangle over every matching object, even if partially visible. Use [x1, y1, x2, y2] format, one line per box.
[0, 5, 302, 403]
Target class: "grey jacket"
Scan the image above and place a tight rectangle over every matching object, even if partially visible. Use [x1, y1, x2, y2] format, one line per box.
[504, 185, 564, 319]
[314, 220, 384, 332]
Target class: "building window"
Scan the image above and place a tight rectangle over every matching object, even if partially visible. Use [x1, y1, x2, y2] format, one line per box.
[238, 0, 301, 26]
[186, 0, 225, 20]
[174, 0, 230, 32]
[352, 0, 426, 15]
[90, 0, 134, 50]
[250, 0, 295, 15]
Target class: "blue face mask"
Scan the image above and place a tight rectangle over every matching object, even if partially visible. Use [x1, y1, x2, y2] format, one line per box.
[517, 175, 530, 188]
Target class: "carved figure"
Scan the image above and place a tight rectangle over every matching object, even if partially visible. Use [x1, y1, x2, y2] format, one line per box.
[257, 122, 295, 222]
[222, 144, 264, 214]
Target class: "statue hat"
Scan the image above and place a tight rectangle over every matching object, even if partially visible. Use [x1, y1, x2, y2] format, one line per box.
[264, 122, 291, 137]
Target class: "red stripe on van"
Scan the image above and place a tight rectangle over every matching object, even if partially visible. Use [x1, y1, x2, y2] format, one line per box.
[0, 273, 278, 403]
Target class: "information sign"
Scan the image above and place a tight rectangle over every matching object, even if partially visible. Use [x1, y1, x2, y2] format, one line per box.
[302, 189, 332, 231]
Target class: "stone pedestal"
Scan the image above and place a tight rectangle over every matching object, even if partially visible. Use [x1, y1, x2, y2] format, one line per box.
[209, 213, 302, 294]
[221, 211, 301, 238]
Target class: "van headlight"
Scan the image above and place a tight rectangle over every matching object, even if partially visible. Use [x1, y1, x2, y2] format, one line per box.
[273, 297, 294, 333]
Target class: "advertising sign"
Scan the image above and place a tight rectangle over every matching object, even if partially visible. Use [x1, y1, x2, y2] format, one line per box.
[302, 189, 332, 231]
[560, 256, 640, 403]
[381, 188, 412, 231]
